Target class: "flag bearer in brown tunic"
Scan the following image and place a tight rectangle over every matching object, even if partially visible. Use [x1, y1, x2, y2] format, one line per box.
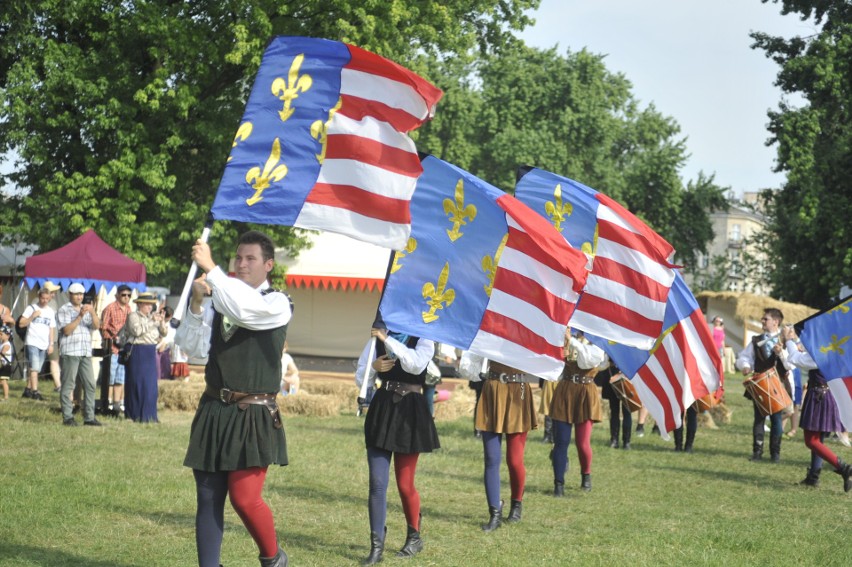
[176, 231, 292, 567]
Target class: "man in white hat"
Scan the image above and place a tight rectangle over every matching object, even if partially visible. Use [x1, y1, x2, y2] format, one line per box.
[57, 282, 101, 426]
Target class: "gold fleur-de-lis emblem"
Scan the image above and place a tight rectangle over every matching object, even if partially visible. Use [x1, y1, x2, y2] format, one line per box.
[443, 179, 477, 242]
[310, 98, 342, 163]
[228, 122, 253, 163]
[391, 238, 417, 274]
[422, 262, 455, 323]
[544, 183, 572, 232]
[580, 224, 599, 257]
[271, 54, 313, 123]
[245, 138, 288, 206]
[481, 234, 509, 296]
[828, 299, 851, 315]
[819, 334, 849, 356]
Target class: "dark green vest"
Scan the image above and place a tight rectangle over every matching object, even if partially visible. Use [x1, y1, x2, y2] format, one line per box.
[205, 309, 288, 393]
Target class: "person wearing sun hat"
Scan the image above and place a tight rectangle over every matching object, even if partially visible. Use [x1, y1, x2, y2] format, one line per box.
[123, 291, 167, 422]
[57, 282, 101, 426]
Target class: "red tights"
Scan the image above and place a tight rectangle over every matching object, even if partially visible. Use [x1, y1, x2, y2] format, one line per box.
[394, 452, 421, 530]
[575, 421, 593, 474]
[506, 431, 528, 501]
[804, 429, 839, 469]
[229, 467, 279, 558]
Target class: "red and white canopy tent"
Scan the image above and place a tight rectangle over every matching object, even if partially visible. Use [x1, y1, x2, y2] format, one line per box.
[280, 231, 389, 358]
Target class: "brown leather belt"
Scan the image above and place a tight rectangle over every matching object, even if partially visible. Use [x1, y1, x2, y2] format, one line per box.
[205, 386, 282, 429]
[383, 380, 423, 403]
[487, 370, 526, 383]
[563, 374, 595, 385]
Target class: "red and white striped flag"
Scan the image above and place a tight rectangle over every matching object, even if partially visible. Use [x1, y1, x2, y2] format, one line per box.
[380, 156, 589, 381]
[631, 306, 723, 434]
[514, 169, 677, 349]
[211, 37, 442, 250]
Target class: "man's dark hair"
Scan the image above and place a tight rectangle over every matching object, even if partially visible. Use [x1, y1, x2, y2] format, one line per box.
[117, 284, 131, 294]
[238, 230, 275, 262]
[764, 308, 784, 323]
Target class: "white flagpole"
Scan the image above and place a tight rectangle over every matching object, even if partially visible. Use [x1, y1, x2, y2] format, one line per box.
[358, 337, 377, 402]
[171, 217, 214, 328]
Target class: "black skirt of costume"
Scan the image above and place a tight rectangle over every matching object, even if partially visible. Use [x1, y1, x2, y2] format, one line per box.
[364, 388, 440, 454]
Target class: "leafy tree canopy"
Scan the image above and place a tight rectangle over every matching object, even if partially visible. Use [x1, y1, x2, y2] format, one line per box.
[0, 0, 538, 288]
[750, 0, 851, 307]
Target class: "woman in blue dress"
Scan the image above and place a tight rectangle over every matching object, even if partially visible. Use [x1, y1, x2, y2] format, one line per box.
[124, 292, 167, 422]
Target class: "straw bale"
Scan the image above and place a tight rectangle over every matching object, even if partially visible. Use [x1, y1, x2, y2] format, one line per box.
[279, 392, 340, 417]
[696, 291, 817, 326]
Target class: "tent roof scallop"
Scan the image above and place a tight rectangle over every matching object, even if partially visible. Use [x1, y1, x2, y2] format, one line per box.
[24, 230, 147, 291]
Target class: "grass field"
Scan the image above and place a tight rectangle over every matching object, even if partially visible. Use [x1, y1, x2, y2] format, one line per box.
[1, 376, 851, 567]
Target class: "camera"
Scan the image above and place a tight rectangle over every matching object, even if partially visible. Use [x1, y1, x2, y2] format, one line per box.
[82, 295, 94, 305]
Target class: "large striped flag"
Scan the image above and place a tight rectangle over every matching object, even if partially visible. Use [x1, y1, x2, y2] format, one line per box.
[586, 273, 723, 434]
[379, 155, 589, 380]
[210, 36, 443, 249]
[514, 167, 677, 349]
[795, 295, 852, 431]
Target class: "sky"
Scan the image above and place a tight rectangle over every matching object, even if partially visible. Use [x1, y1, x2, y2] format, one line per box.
[519, 0, 818, 197]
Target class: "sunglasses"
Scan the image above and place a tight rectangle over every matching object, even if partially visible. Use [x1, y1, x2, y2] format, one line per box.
[120, 293, 132, 297]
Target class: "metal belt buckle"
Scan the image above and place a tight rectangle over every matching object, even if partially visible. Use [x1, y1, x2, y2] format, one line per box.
[219, 388, 232, 403]
[498, 373, 509, 384]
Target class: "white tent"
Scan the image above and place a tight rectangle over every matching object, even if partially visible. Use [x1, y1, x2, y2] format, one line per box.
[279, 231, 390, 358]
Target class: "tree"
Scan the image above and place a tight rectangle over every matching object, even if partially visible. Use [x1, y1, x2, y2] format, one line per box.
[750, 0, 852, 307]
[417, 44, 728, 268]
[0, 0, 538, 288]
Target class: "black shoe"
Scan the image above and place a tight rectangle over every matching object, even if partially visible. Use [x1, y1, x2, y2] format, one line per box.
[553, 481, 564, 497]
[84, 419, 103, 427]
[363, 528, 385, 565]
[652, 424, 660, 435]
[396, 524, 423, 558]
[63, 418, 78, 427]
[31, 390, 45, 401]
[609, 439, 619, 448]
[481, 501, 502, 532]
[505, 499, 522, 524]
[800, 467, 821, 487]
[580, 473, 591, 492]
[636, 424, 645, 437]
[22, 387, 32, 399]
[259, 546, 288, 567]
[622, 442, 631, 450]
[835, 458, 852, 492]
[683, 444, 693, 454]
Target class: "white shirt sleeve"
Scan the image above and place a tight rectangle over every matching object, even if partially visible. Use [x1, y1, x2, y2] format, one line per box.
[207, 267, 292, 331]
[459, 351, 487, 381]
[785, 340, 818, 370]
[570, 337, 606, 369]
[173, 303, 214, 360]
[736, 343, 756, 372]
[384, 337, 434, 375]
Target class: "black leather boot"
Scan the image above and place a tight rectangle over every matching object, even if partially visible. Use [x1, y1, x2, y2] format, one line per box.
[543, 416, 553, 443]
[769, 435, 782, 463]
[481, 501, 502, 532]
[684, 425, 696, 454]
[835, 458, 852, 492]
[800, 467, 821, 487]
[363, 527, 386, 565]
[396, 524, 423, 558]
[580, 473, 591, 492]
[259, 546, 288, 567]
[505, 499, 522, 523]
[553, 480, 564, 497]
[673, 427, 683, 452]
[749, 436, 764, 461]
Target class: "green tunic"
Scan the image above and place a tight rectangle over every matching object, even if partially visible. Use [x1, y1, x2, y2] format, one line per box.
[183, 309, 288, 471]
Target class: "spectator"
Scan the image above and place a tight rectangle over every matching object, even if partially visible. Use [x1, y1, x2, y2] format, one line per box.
[18, 285, 58, 401]
[123, 292, 167, 422]
[157, 306, 175, 379]
[0, 324, 12, 400]
[280, 341, 300, 395]
[711, 316, 726, 357]
[57, 283, 101, 426]
[100, 284, 133, 412]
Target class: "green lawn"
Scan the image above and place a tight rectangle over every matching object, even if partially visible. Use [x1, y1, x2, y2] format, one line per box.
[1, 377, 850, 567]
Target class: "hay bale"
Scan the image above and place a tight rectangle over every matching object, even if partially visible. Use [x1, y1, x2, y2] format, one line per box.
[433, 386, 476, 422]
[279, 392, 340, 417]
[159, 380, 204, 411]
